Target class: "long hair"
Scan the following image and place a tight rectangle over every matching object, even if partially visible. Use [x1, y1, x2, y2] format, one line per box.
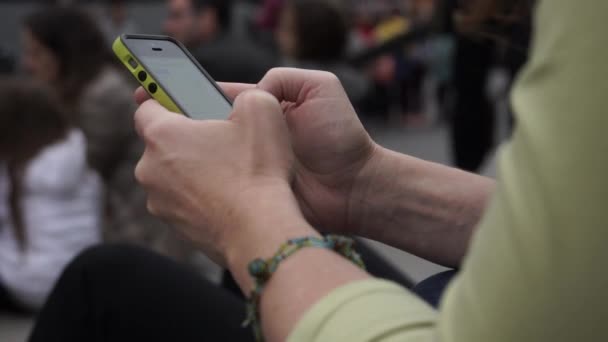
[24, 7, 110, 108]
[0, 78, 70, 248]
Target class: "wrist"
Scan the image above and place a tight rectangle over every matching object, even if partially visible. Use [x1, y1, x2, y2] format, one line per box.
[346, 144, 394, 235]
[224, 185, 321, 292]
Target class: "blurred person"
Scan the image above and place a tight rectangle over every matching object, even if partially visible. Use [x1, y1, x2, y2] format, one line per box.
[408, 0, 437, 24]
[367, 2, 432, 126]
[395, 46, 427, 125]
[251, 0, 284, 52]
[0, 79, 102, 312]
[22, 7, 184, 259]
[22, 7, 136, 179]
[276, 0, 370, 104]
[0, 46, 15, 74]
[351, 6, 377, 50]
[398, 0, 438, 125]
[164, 0, 276, 83]
[450, 29, 496, 171]
[256, 0, 283, 32]
[99, 0, 139, 45]
[423, 0, 458, 124]
[26, 0, 608, 341]
[449, 0, 531, 172]
[163, 0, 201, 48]
[352, 5, 428, 124]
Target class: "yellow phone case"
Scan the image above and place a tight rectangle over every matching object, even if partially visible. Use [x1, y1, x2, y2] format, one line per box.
[112, 36, 182, 114]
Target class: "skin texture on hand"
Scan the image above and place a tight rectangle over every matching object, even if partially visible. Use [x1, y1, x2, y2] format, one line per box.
[135, 68, 495, 267]
[216, 69, 494, 267]
[351, 148, 495, 267]
[133, 88, 304, 265]
[136, 68, 379, 234]
[257, 69, 377, 234]
[133, 82, 371, 342]
[132, 67, 495, 341]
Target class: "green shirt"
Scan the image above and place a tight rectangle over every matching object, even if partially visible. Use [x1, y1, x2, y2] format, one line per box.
[289, 1, 608, 341]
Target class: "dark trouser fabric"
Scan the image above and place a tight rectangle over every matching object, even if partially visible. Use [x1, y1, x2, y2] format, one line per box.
[0, 281, 28, 315]
[29, 245, 452, 341]
[29, 245, 253, 342]
[0, 282, 12, 311]
[412, 270, 458, 308]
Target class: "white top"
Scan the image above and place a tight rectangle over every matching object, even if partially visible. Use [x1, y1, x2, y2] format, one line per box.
[0, 129, 103, 310]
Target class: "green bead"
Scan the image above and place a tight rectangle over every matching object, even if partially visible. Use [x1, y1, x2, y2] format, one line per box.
[248, 258, 267, 277]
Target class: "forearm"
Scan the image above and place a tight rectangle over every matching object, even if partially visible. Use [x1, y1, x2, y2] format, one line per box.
[350, 146, 495, 267]
[228, 229, 370, 342]
[226, 189, 370, 342]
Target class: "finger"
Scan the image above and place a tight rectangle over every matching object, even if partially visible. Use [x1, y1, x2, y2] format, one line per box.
[217, 82, 256, 101]
[134, 87, 151, 105]
[133, 99, 170, 138]
[134, 151, 150, 186]
[257, 67, 342, 103]
[231, 89, 284, 130]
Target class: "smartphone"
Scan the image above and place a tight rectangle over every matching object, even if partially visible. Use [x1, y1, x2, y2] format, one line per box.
[112, 34, 232, 120]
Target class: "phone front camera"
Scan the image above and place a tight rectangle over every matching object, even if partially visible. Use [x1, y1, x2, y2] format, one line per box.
[148, 83, 158, 94]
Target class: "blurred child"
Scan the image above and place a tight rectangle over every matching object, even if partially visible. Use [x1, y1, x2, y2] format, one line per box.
[22, 7, 186, 258]
[22, 7, 137, 181]
[0, 79, 102, 311]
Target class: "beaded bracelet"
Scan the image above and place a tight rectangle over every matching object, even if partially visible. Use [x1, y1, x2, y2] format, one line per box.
[242, 235, 366, 342]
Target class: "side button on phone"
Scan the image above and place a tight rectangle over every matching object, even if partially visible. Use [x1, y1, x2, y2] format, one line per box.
[138, 71, 147, 82]
[148, 83, 158, 94]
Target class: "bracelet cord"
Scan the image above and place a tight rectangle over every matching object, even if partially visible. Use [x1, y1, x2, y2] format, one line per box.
[243, 235, 366, 342]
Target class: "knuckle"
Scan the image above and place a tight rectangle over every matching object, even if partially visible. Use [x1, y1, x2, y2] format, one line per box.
[133, 108, 147, 135]
[319, 71, 341, 85]
[146, 200, 160, 217]
[142, 123, 157, 141]
[134, 159, 148, 185]
[142, 120, 170, 146]
[239, 89, 279, 108]
[264, 67, 285, 80]
[135, 102, 178, 143]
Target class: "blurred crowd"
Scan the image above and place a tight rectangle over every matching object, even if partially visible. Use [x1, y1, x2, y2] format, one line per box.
[0, 0, 530, 313]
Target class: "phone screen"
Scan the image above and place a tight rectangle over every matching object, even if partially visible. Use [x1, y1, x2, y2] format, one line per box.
[128, 38, 232, 120]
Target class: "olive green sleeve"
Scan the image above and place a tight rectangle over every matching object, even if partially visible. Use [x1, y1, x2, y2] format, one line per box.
[289, 1, 608, 341]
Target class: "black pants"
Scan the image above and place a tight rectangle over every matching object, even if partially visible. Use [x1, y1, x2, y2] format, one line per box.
[0, 281, 28, 315]
[30, 245, 253, 342]
[29, 245, 448, 341]
[0, 282, 12, 311]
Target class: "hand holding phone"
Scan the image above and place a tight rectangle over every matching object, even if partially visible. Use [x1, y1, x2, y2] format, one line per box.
[113, 34, 232, 120]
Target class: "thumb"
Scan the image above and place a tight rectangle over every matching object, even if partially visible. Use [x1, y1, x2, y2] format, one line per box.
[230, 89, 285, 132]
[134, 99, 185, 140]
[217, 82, 256, 101]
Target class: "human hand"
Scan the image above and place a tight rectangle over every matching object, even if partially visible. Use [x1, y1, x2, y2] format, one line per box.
[218, 68, 381, 234]
[133, 89, 315, 266]
[134, 67, 382, 236]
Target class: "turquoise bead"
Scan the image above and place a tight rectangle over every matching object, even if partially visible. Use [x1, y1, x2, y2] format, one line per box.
[248, 258, 267, 277]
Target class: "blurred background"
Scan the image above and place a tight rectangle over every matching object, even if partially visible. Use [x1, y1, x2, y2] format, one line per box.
[0, 0, 530, 340]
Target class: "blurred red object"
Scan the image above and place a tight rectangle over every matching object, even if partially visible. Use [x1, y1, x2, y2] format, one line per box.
[371, 55, 397, 84]
[257, 0, 284, 31]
